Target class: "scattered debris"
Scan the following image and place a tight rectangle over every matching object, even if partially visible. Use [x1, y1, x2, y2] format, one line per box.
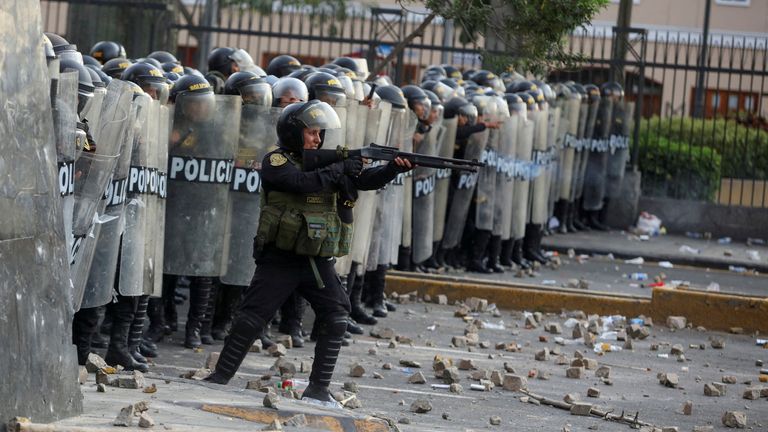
[410, 399, 432, 413]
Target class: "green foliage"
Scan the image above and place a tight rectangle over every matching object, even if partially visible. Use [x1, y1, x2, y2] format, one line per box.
[637, 134, 722, 201]
[638, 116, 768, 181]
[425, 0, 610, 75]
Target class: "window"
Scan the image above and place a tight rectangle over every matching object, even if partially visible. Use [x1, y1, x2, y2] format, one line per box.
[691, 87, 760, 118]
[715, 0, 750, 6]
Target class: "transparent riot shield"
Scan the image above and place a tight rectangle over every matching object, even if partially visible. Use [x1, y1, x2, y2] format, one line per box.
[400, 110, 417, 253]
[152, 105, 170, 296]
[141, 100, 167, 297]
[529, 106, 550, 225]
[82, 93, 140, 308]
[54, 71, 78, 270]
[377, 105, 407, 266]
[605, 101, 634, 200]
[163, 94, 239, 277]
[511, 118, 534, 240]
[545, 105, 562, 223]
[432, 116, 457, 243]
[491, 99, 511, 238]
[476, 125, 499, 232]
[573, 98, 599, 201]
[71, 80, 133, 308]
[582, 98, 614, 211]
[411, 112, 439, 264]
[442, 127, 488, 249]
[119, 94, 152, 296]
[221, 104, 279, 286]
[324, 105, 347, 150]
[558, 97, 581, 201]
[498, 114, 519, 240]
[82, 86, 106, 144]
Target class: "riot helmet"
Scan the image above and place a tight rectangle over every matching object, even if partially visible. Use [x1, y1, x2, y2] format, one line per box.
[333, 71, 358, 101]
[162, 61, 185, 75]
[504, 93, 527, 116]
[60, 59, 95, 115]
[518, 91, 538, 112]
[440, 78, 465, 98]
[82, 55, 101, 68]
[287, 66, 317, 81]
[136, 57, 163, 70]
[184, 67, 205, 79]
[533, 80, 556, 105]
[170, 74, 215, 122]
[207, 47, 238, 77]
[102, 58, 133, 79]
[601, 81, 624, 100]
[89, 40, 126, 64]
[421, 80, 455, 103]
[441, 64, 462, 80]
[444, 97, 477, 125]
[584, 84, 601, 103]
[230, 48, 267, 76]
[331, 57, 361, 76]
[121, 62, 168, 102]
[401, 85, 432, 121]
[164, 71, 181, 83]
[304, 72, 347, 107]
[272, 77, 308, 107]
[423, 89, 444, 124]
[224, 71, 272, 106]
[276, 100, 341, 152]
[148, 50, 179, 65]
[86, 66, 106, 89]
[373, 85, 406, 109]
[266, 54, 301, 77]
[506, 80, 537, 94]
[471, 70, 504, 92]
[86, 63, 112, 85]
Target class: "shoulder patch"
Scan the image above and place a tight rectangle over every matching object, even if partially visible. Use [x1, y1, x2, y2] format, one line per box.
[270, 153, 288, 167]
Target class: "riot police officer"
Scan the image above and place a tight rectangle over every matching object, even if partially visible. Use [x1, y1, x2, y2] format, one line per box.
[205, 100, 412, 407]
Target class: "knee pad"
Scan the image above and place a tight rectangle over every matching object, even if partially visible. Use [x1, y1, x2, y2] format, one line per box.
[315, 313, 348, 339]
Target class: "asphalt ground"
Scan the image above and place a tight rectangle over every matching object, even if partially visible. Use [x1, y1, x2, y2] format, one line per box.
[103, 295, 768, 432]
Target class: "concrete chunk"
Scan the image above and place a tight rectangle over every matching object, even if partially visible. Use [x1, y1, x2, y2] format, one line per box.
[595, 366, 611, 378]
[704, 383, 722, 396]
[666, 316, 687, 330]
[742, 387, 761, 400]
[570, 402, 593, 416]
[113, 405, 134, 426]
[410, 399, 432, 413]
[442, 367, 461, 384]
[502, 374, 527, 391]
[722, 411, 747, 428]
[566, 367, 585, 379]
[268, 343, 287, 357]
[408, 371, 427, 384]
[349, 363, 365, 377]
[138, 412, 155, 428]
[85, 353, 108, 373]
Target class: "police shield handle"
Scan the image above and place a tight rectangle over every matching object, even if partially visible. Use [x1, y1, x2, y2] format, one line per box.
[302, 144, 485, 173]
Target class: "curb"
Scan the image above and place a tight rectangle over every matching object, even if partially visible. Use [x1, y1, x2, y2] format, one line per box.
[385, 273, 768, 333]
[541, 242, 768, 274]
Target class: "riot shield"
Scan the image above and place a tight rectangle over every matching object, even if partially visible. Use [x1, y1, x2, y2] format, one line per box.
[164, 94, 240, 277]
[118, 94, 152, 296]
[442, 127, 487, 249]
[71, 80, 133, 308]
[498, 114, 519, 240]
[411, 113, 438, 264]
[582, 98, 613, 211]
[82, 86, 106, 144]
[152, 105, 170, 296]
[529, 106, 550, 225]
[558, 96, 581, 201]
[324, 105, 347, 150]
[432, 117, 456, 243]
[400, 110, 417, 252]
[221, 104, 279, 286]
[545, 105, 562, 223]
[573, 98, 599, 201]
[54, 71, 78, 269]
[377, 105, 406, 266]
[511, 118, 534, 240]
[605, 101, 634, 200]
[475, 125, 499, 232]
[81, 88, 139, 308]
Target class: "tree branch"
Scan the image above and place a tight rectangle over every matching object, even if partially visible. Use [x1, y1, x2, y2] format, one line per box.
[366, 12, 437, 81]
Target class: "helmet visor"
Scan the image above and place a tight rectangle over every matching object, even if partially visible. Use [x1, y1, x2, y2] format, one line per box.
[240, 82, 273, 106]
[411, 97, 432, 121]
[458, 104, 478, 126]
[177, 91, 216, 122]
[313, 87, 347, 107]
[295, 101, 341, 131]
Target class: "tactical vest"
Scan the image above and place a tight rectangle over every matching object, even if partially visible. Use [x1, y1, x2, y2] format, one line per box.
[254, 153, 353, 257]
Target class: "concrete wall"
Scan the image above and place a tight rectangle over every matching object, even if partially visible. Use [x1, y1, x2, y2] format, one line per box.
[0, 0, 83, 426]
[639, 196, 768, 240]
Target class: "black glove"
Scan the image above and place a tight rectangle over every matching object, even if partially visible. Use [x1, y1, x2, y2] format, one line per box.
[342, 158, 364, 177]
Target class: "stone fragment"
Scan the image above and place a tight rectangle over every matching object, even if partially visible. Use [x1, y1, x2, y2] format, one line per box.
[138, 412, 155, 428]
[78, 366, 88, 385]
[343, 381, 359, 393]
[283, 414, 307, 427]
[555, 354, 569, 365]
[490, 370, 503, 386]
[273, 358, 296, 376]
[118, 371, 146, 389]
[113, 405, 135, 427]
[268, 343, 287, 357]
[250, 339, 263, 353]
[479, 341, 491, 349]
[742, 387, 761, 400]
[587, 387, 600, 398]
[442, 367, 461, 384]
[400, 359, 421, 368]
[564, 393, 580, 404]
[666, 316, 687, 329]
[398, 417, 410, 425]
[85, 353, 108, 373]
[546, 323, 563, 334]
[408, 372, 426, 384]
[670, 344, 684, 355]
[623, 338, 634, 350]
[373, 372, 383, 379]
[471, 370, 490, 381]
[582, 358, 598, 370]
[410, 399, 432, 413]
[465, 333, 480, 346]
[628, 324, 650, 340]
[436, 294, 448, 305]
[300, 361, 312, 374]
[275, 335, 293, 349]
[503, 362, 516, 373]
[502, 374, 527, 391]
[454, 305, 471, 317]
[711, 382, 727, 394]
[659, 373, 679, 388]
[490, 416, 502, 426]
[710, 337, 725, 349]
[662, 428, 678, 432]
[388, 340, 398, 349]
[97, 383, 107, 393]
[595, 366, 611, 378]
[382, 362, 393, 370]
[572, 325, 584, 339]
[525, 315, 539, 328]
[729, 327, 743, 334]
[535, 349, 549, 361]
[704, 383, 722, 396]
[457, 359, 476, 370]
[566, 367, 585, 379]
[263, 393, 279, 408]
[349, 363, 365, 377]
[570, 402, 593, 416]
[466, 297, 488, 312]
[683, 400, 693, 415]
[452, 336, 468, 347]
[246, 380, 271, 392]
[722, 375, 737, 384]
[449, 383, 463, 393]
[722, 411, 747, 428]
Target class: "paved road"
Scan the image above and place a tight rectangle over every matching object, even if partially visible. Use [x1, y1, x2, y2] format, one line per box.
[430, 255, 768, 298]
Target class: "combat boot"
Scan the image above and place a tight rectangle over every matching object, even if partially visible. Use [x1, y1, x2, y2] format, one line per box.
[204, 314, 265, 385]
[105, 297, 148, 373]
[199, 284, 218, 345]
[511, 239, 532, 270]
[499, 239, 515, 267]
[466, 230, 492, 273]
[72, 307, 100, 365]
[144, 297, 166, 343]
[523, 223, 549, 263]
[487, 235, 505, 273]
[349, 270, 377, 325]
[587, 210, 608, 231]
[565, 201, 580, 232]
[555, 199, 569, 234]
[394, 246, 412, 272]
[127, 296, 153, 363]
[185, 277, 213, 349]
[366, 266, 388, 318]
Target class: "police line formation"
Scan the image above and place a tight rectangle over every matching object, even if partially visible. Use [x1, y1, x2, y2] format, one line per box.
[43, 32, 631, 406]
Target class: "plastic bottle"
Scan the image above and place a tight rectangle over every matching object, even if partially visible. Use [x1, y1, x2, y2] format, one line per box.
[630, 272, 648, 281]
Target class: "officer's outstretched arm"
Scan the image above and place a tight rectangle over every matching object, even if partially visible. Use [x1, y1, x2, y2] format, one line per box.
[352, 157, 413, 191]
[261, 151, 344, 193]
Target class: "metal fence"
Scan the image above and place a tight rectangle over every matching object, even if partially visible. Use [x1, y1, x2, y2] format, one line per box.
[40, 0, 768, 207]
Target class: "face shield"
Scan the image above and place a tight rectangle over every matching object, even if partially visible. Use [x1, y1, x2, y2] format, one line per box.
[335, 75, 357, 101]
[352, 79, 365, 102]
[58, 48, 83, 65]
[239, 81, 273, 107]
[177, 91, 216, 123]
[295, 100, 342, 131]
[140, 78, 170, 103]
[495, 96, 509, 118]
[272, 77, 308, 107]
[430, 81, 455, 103]
[410, 96, 432, 121]
[428, 103, 444, 125]
[458, 104, 478, 126]
[313, 86, 347, 107]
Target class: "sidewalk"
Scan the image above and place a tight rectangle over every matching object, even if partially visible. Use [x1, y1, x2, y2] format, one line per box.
[542, 230, 768, 273]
